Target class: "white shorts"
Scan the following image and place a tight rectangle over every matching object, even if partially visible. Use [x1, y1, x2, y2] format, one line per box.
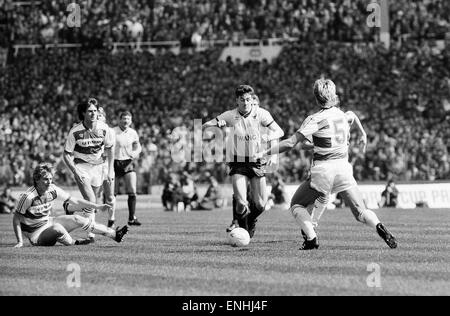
[310, 159, 357, 195]
[76, 163, 103, 187]
[26, 217, 54, 246]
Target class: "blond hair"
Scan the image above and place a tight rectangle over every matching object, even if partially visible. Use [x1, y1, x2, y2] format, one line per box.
[313, 79, 338, 108]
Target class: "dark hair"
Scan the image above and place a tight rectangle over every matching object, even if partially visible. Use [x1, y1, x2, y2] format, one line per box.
[235, 85, 254, 98]
[77, 98, 99, 121]
[120, 111, 132, 119]
[33, 163, 53, 186]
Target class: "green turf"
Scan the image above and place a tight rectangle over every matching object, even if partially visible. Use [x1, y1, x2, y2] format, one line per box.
[0, 196, 449, 296]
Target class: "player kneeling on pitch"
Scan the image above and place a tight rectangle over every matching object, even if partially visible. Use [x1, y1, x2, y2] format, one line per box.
[12, 163, 128, 248]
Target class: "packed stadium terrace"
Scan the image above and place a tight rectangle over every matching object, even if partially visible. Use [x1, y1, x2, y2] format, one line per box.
[1, 0, 449, 46]
[1, 39, 449, 188]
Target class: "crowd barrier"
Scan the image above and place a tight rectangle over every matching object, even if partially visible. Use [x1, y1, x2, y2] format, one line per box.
[10, 182, 450, 210]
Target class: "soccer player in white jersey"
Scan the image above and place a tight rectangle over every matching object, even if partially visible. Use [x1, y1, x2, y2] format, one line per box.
[113, 111, 142, 226]
[308, 110, 368, 228]
[63, 98, 116, 243]
[203, 85, 284, 238]
[12, 163, 128, 248]
[261, 79, 397, 250]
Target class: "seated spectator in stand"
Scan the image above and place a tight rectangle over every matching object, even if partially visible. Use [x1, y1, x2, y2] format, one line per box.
[179, 171, 198, 211]
[269, 174, 288, 206]
[0, 186, 17, 214]
[196, 173, 224, 210]
[161, 173, 179, 211]
[379, 180, 400, 208]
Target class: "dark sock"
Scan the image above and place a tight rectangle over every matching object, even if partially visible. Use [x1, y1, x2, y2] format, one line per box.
[128, 194, 136, 221]
[249, 200, 264, 221]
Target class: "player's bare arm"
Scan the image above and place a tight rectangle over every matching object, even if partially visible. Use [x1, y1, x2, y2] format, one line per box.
[264, 121, 285, 166]
[346, 111, 367, 153]
[202, 118, 227, 129]
[12, 212, 24, 248]
[67, 196, 112, 213]
[301, 139, 314, 150]
[131, 141, 142, 159]
[104, 146, 115, 182]
[63, 151, 85, 184]
[262, 132, 306, 157]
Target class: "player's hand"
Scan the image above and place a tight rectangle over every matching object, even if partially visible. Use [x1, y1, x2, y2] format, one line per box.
[266, 154, 278, 167]
[359, 133, 367, 153]
[98, 204, 112, 213]
[265, 155, 279, 173]
[74, 170, 86, 184]
[254, 152, 264, 160]
[217, 120, 227, 128]
[13, 242, 23, 248]
[107, 170, 115, 183]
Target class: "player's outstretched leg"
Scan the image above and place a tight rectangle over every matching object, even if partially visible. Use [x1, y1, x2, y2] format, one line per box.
[340, 188, 397, 249]
[36, 223, 75, 246]
[290, 180, 323, 250]
[54, 215, 129, 243]
[227, 174, 250, 232]
[226, 195, 240, 232]
[246, 176, 269, 238]
[311, 194, 330, 228]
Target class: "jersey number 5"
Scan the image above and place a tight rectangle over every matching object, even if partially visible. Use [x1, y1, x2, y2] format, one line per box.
[332, 119, 346, 145]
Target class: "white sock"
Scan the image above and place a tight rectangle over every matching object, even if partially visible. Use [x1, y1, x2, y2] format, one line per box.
[57, 233, 75, 246]
[311, 195, 329, 228]
[291, 205, 317, 240]
[92, 223, 116, 239]
[360, 209, 381, 229]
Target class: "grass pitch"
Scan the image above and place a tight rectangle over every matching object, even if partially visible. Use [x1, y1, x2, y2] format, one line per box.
[0, 195, 449, 296]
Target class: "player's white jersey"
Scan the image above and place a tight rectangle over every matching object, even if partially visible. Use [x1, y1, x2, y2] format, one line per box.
[65, 121, 115, 165]
[298, 107, 350, 161]
[217, 106, 274, 161]
[113, 126, 140, 160]
[14, 185, 70, 235]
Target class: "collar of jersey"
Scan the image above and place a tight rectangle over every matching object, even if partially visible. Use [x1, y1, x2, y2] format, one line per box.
[82, 121, 96, 131]
[238, 106, 254, 118]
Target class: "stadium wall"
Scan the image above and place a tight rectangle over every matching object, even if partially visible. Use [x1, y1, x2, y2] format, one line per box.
[10, 182, 450, 210]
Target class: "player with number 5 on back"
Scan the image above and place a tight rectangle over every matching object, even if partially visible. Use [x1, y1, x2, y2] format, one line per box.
[260, 78, 397, 250]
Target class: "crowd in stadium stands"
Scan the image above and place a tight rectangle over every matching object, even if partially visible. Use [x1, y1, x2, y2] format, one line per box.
[1, 37, 449, 189]
[1, 0, 449, 46]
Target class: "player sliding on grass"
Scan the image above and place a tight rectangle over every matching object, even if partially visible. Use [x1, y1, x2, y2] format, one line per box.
[203, 85, 284, 238]
[12, 163, 128, 248]
[260, 78, 397, 250]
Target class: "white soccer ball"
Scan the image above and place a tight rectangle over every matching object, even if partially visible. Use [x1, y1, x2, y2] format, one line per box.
[227, 227, 251, 247]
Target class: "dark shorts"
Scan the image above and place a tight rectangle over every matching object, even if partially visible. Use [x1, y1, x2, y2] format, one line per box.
[228, 160, 265, 179]
[114, 159, 135, 178]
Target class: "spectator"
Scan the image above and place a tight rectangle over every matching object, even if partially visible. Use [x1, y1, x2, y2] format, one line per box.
[161, 173, 179, 211]
[0, 186, 16, 214]
[179, 171, 198, 212]
[268, 174, 288, 209]
[196, 173, 224, 211]
[379, 180, 400, 208]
